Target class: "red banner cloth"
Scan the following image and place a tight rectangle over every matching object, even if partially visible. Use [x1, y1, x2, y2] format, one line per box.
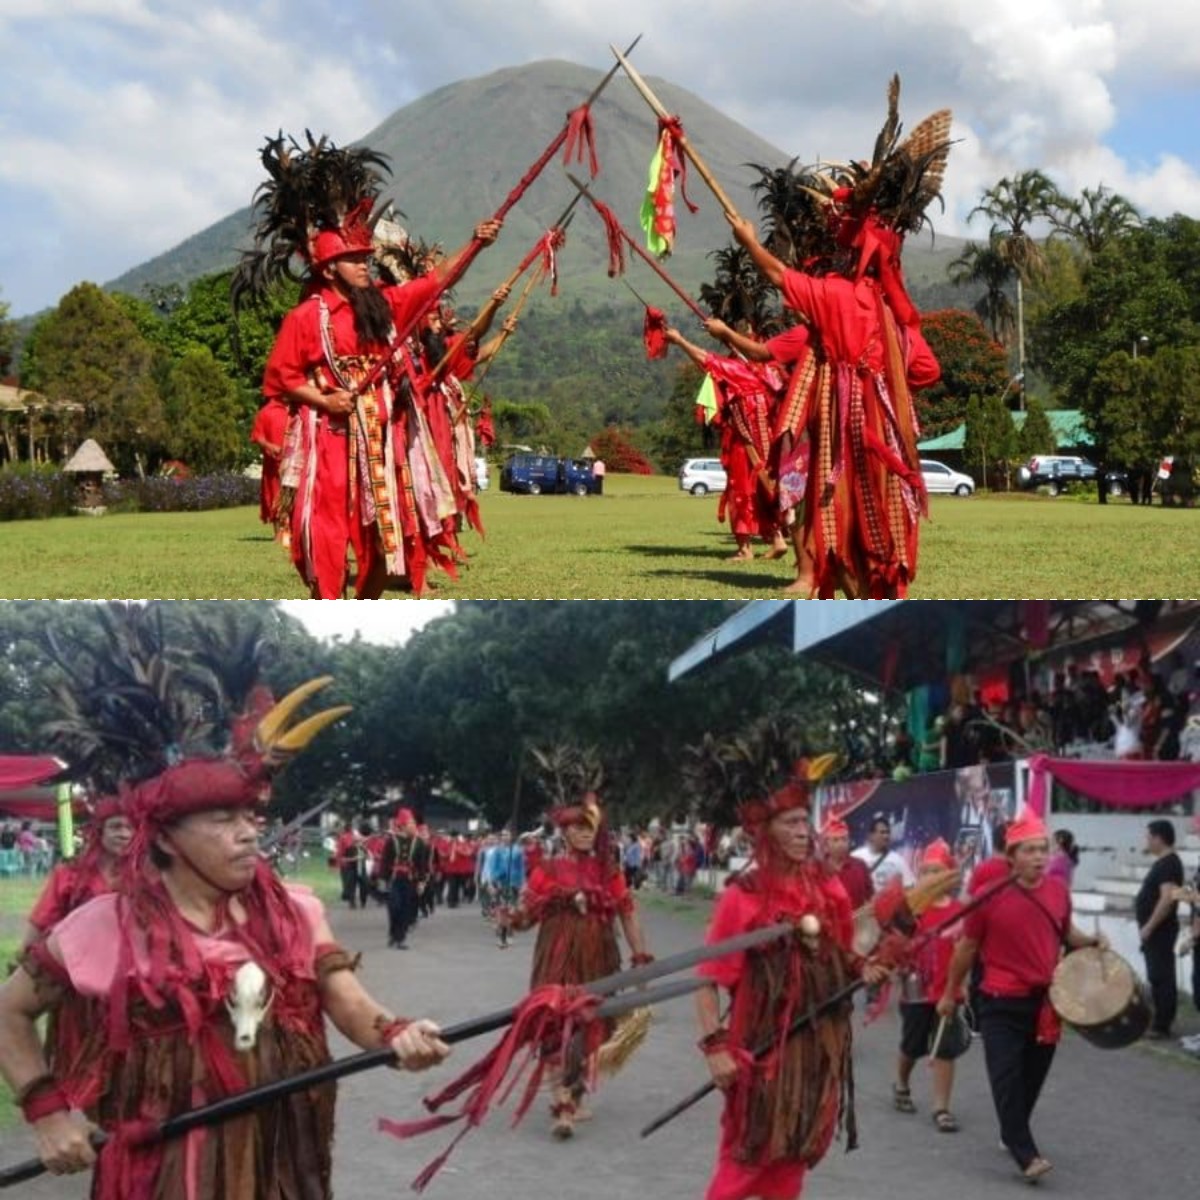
[1027, 754, 1200, 815]
[0, 756, 63, 790]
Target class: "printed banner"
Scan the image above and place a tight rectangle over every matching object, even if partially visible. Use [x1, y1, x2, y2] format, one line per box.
[816, 762, 1019, 887]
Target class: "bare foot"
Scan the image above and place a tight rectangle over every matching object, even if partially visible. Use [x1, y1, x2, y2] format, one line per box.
[764, 545, 789, 561]
[782, 576, 816, 596]
[727, 549, 754, 562]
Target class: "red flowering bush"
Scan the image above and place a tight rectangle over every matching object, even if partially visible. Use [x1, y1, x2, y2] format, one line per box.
[589, 427, 655, 475]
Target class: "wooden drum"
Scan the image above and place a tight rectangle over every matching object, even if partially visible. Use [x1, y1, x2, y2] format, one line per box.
[1049, 947, 1152, 1049]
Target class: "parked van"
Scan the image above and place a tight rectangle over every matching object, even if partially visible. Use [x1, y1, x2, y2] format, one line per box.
[499, 454, 600, 496]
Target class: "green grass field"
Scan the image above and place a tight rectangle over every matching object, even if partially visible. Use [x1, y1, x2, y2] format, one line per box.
[1, 476, 1198, 597]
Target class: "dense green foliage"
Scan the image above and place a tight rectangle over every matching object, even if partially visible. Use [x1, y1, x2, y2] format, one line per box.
[0, 600, 907, 827]
[919, 309, 1011, 437]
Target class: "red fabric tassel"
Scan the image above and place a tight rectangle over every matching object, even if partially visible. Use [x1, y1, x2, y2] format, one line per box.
[659, 117, 700, 217]
[590, 197, 627, 277]
[93, 1120, 161, 1200]
[541, 227, 566, 297]
[643, 307, 669, 359]
[378, 984, 603, 1192]
[562, 104, 600, 178]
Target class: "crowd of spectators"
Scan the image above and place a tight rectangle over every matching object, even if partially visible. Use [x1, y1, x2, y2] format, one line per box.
[0, 820, 54, 876]
[845, 651, 1200, 783]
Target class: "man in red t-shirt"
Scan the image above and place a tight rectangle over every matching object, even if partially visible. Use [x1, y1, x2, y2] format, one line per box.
[939, 810, 1104, 1183]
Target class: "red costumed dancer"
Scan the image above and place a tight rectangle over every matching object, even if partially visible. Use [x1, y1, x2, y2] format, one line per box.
[248, 397, 291, 545]
[500, 747, 652, 1140]
[665, 321, 809, 567]
[24, 796, 132, 947]
[0, 604, 450, 1199]
[726, 79, 952, 598]
[234, 134, 503, 598]
[686, 723, 890, 1200]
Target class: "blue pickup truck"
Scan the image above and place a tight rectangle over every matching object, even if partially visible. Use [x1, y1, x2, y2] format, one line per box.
[499, 454, 600, 496]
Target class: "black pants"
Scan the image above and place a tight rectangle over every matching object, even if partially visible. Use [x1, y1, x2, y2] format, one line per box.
[980, 993, 1057, 1169]
[388, 876, 418, 946]
[340, 865, 368, 909]
[1143, 935, 1178, 1033]
[447, 875, 467, 908]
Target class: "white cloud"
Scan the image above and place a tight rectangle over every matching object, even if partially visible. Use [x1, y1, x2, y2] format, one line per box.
[2, 0, 1199, 313]
[280, 601, 455, 645]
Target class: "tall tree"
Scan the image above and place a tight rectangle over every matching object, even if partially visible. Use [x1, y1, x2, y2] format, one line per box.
[963, 392, 1018, 489]
[919, 309, 1011, 436]
[0, 290, 15, 377]
[1016, 397, 1056, 460]
[1049, 185, 1141, 256]
[21, 284, 167, 476]
[969, 170, 1065, 403]
[947, 234, 1016, 343]
[162, 348, 248, 472]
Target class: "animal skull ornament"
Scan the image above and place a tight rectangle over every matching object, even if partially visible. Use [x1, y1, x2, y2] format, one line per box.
[227, 960, 273, 1051]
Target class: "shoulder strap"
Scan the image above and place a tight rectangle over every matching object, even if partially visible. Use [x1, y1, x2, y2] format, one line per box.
[1014, 883, 1070, 947]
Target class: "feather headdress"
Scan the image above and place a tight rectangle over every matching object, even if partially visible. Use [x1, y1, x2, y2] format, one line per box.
[528, 743, 605, 829]
[230, 130, 393, 311]
[683, 716, 838, 832]
[40, 602, 349, 823]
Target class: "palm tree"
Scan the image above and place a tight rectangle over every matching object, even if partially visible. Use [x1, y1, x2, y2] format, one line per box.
[699, 243, 777, 334]
[1048, 185, 1141, 256]
[949, 234, 1017, 343]
[969, 170, 1065, 406]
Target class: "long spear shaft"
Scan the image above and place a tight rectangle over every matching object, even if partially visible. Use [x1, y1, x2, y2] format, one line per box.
[259, 795, 336, 857]
[349, 35, 643, 403]
[639, 871, 1021, 1138]
[466, 260, 546, 400]
[609, 43, 741, 220]
[565, 172, 707, 320]
[0, 978, 701, 1190]
[430, 195, 581, 381]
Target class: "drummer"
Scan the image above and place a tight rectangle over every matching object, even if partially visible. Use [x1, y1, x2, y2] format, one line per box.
[937, 808, 1106, 1185]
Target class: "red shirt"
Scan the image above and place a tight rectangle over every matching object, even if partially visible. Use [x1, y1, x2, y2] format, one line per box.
[699, 868, 853, 991]
[911, 900, 966, 1001]
[262, 276, 441, 400]
[963, 877, 1070, 996]
[835, 856, 874, 910]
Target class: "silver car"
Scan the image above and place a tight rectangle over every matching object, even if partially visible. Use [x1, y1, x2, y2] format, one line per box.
[920, 458, 975, 497]
[679, 458, 727, 495]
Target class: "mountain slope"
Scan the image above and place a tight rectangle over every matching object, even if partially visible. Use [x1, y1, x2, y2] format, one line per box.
[106, 58, 965, 312]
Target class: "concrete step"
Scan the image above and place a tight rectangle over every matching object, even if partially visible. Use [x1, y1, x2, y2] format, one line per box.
[1072, 889, 1135, 915]
[1091, 877, 1141, 898]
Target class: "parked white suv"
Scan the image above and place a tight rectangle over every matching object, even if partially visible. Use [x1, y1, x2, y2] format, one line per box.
[920, 458, 975, 497]
[679, 458, 727, 495]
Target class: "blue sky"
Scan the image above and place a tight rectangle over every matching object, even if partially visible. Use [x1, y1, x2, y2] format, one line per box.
[1, 0, 1197, 319]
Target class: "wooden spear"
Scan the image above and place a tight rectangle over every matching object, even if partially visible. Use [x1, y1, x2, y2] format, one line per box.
[0, 977, 702, 1190]
[609, 43, 741, 221]
[564, 172, 707, 321]
[430, 194, 581, 382]
[347, 34, 643, 403]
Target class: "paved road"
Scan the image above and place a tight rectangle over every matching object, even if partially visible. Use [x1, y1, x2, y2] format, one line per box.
[2, 891, 1196, 1199]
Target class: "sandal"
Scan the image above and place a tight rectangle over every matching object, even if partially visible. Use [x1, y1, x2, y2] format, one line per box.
[892, 1084, 917, 1114]
[932, 1109, 959, 1133]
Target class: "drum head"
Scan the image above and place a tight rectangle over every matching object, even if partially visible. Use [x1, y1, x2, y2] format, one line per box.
[1050, 947, 1135, 1028]
[852, 910, 881, 957]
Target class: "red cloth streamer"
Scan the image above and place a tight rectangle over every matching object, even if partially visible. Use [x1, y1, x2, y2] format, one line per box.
[541, 227, 566, 297]
[563, 104, 600, 178]
[659, 117, 700, 217]
[93, 1119, 162, 1200]
[378, 984, 604, 1192]
[643, 306, 669, 359]
[590, 196, 627, 278]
